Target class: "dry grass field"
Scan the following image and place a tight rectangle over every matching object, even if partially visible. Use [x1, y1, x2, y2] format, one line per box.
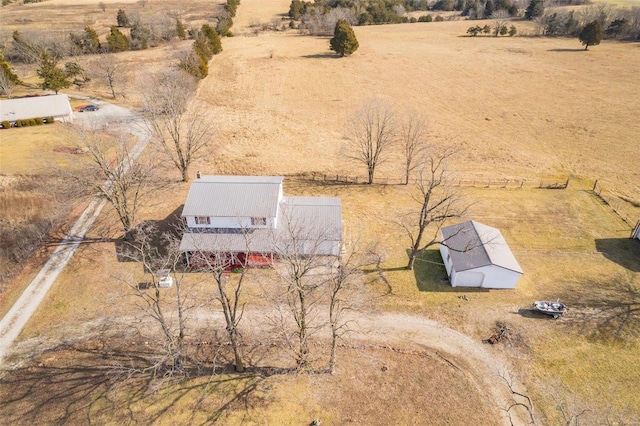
[1, 0, 639, 424]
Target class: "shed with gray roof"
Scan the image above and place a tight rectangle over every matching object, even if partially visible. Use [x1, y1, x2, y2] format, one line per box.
[439, 220, 523, 289]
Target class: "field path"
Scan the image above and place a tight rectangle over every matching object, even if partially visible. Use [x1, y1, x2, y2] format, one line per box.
[354, 312, 526, 426]
[0, 99, 146, 366]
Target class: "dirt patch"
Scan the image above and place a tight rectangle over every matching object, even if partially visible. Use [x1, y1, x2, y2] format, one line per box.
[0, 331, 500, 425]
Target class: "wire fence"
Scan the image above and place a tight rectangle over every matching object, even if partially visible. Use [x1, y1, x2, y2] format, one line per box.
[293, 173, 638, 232]
[592, 180, 639, 227]
[298, 172, 570, 189]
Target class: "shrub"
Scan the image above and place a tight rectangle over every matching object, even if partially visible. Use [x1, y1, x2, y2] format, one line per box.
[435, 15, 444, 22]
[418, 14, 433, 22]
[1, 121, 10, 129]
[15, 120, 22, 127]
[202, 24, 223, 54]
[217, 16, 234, 36]
[46, 116, 54, 123]
[410, 17, 417, 23]
[28, 119, 37, 126]
[35, 117, 44, 125]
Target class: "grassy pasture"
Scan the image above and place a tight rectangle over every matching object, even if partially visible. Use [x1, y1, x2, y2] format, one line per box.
[2, 175, 638, 423]
[0, 0, 639, 423]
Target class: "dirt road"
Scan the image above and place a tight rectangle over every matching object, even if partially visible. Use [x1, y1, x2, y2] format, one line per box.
[0, 99, 147, 365]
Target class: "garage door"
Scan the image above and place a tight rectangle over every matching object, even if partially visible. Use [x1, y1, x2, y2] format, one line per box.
[454, 271, 484, 287]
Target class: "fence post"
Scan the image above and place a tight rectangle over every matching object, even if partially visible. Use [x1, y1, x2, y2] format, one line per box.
[593, 179, 598, 192]
[323, 174, 327, 182]
[564, 179, 569, 189]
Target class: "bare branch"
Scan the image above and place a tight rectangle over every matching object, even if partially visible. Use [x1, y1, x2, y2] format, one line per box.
[346, 99, 396, 184]
[140, 70, 214, 182]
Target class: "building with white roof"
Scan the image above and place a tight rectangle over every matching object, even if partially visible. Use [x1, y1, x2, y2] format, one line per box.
[0, 94, 73, 124]
[180, 175, 343, 268]
[439, 220, 523, 289]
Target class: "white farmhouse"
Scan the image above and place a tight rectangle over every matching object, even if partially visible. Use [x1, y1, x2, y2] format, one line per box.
[439, 220, 523, 289]
[179, 175, 342, 268]
[0, 94, 73, 124]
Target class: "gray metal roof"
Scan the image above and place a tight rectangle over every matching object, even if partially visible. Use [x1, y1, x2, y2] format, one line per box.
[181, 175, 283, 218]
[280, 196, 343, 241]
[180, 229, 274, 253]
[0, 94, 73, 122]
[180, 195, 343, 256]
[441, 221, 523, 274]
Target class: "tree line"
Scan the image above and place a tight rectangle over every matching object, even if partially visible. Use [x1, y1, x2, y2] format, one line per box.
[0, 0, 240, 95]
[287, 0, 640, 42]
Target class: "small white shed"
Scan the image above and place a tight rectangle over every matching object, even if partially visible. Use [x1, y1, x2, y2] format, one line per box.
[439, 221, 523, 289]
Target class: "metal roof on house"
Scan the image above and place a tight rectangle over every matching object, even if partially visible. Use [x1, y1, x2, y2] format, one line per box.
[181, 175, 283, 218]
[180, 195, 343, 256]
[180, 229, 274, 253]
[280, 196, 343, 241]
[0, 94, 73, 122]
[441, 221, 523, 274]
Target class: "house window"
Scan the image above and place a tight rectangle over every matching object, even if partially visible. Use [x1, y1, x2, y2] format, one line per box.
[251, 217, 266, 226]
[195, 216, 210, 225]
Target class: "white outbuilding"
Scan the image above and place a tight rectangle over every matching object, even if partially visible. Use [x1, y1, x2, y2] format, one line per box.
[439, 220, 523, 289]
[0, 94, 73, 124]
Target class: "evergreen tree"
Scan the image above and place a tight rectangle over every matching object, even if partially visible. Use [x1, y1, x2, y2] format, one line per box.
[579, 20, 603, 50]
[84, 26, 102, 53]
[216, 16, 234, 36]
[289, 0, 305, 19]
[176, 19, 186, 40]
[524, 0, 544, 20]
[107, 27, 130, 52]
[36, 51, 71, 94]
[606, 18, 627, 39]
[193, 37, 212, 62]
[0, 50, 20, 86]
[329, 19, 359, 57]
[130, 19, 152, 50]
[201, 24, 223, 54]
[116, 9, 131, 27]
[484, 0, 494, 18]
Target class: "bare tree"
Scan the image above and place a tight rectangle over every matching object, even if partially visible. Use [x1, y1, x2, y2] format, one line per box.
[70, 129, 157, 235]
[0, 70, 15, 99]
[500, 371, 537, 425]
[492, 10, 510, 36]
[140, 71, 213, 182]
[399, 112, 428, 185]
[91, 54, 125, 99]
[326, 240, 379, 373]
[399, 150, 471, 270]
[348, 100, 395, 184]
[117, 226, 195, 375]
[272, 207, 336, 370]
[186, 234, 255, 373]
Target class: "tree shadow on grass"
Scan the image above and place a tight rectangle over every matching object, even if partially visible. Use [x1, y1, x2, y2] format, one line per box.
[558, 273, 640, 343]
[301, 53, 341, 59]
[595, 238, 640, 273]
[0, 338, 272, 425]
[114, 205, 184, 263]
[547, 48, 586, 52]
[413, 250, 489, 293]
